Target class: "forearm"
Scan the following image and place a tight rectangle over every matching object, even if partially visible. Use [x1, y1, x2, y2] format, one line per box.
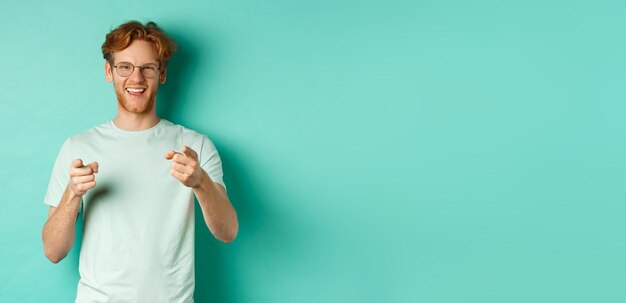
[193, 170, 238, 243]
[42, 185, 81, 263]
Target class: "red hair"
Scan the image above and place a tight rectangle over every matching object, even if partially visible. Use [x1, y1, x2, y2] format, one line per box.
[101, 21, 177, 65]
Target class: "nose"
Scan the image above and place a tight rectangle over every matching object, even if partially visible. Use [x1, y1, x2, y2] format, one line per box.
[128, 66, 145, 82]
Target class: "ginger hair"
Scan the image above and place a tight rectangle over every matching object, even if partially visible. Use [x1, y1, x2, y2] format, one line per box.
[101, 21, 177, 65]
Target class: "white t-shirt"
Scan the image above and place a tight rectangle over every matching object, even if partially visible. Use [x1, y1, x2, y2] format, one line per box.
[43, 119, 226, 303]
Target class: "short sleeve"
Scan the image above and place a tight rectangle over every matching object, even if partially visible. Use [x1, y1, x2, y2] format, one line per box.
[199, 135, 227, 192]
[43, 138, 72, 207]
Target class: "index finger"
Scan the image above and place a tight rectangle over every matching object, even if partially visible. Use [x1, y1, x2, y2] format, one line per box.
[71, 165, 95, 176]
[87, 162, 99, 174]
[182, 146, 198, 160]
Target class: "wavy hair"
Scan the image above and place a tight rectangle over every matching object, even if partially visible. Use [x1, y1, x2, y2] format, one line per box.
[101, 21, 177, 65]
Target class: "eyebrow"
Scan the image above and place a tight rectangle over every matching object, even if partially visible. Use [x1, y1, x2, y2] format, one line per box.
[115, 61, 160, 66]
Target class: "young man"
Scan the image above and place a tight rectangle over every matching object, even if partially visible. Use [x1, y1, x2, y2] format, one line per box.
[42, 21, 238, 302]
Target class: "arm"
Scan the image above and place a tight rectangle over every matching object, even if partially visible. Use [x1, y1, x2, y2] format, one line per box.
[166, 146, 238, 243]
[192, 170, 238, 243]
[42, 186, 81, 263]
[42, 159, 98, 263]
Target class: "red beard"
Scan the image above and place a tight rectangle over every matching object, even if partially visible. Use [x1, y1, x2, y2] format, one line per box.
[115, 89, 157, 114]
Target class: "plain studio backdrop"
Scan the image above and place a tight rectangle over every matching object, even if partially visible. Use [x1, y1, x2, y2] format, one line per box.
[1, 0, 625, 302]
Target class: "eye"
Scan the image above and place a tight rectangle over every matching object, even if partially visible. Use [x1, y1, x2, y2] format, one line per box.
[117, 63, 132, 71]
[142, 65, 158, 72]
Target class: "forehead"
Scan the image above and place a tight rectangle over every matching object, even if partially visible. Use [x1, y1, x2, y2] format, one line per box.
[112, 40, 159, 64]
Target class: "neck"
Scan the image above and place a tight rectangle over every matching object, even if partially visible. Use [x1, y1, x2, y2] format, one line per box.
[113, 112, 161, 131]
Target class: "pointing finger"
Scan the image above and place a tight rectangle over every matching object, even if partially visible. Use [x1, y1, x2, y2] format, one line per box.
[70, 160, 98, 176]
[72, 166, 95, 176]
[172, 153, 193, 165]
[88, 162, 99, 174]
[182, 146, 198, 160]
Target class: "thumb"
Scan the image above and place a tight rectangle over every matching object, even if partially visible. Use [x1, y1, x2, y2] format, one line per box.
[88, 162, 99, 174]
[72, 159, 84, 168]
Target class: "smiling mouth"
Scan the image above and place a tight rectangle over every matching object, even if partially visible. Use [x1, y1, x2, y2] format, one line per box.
[125, 88, 146, 96]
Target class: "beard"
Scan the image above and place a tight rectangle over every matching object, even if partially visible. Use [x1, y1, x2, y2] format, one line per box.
[115, 89, 157, 114]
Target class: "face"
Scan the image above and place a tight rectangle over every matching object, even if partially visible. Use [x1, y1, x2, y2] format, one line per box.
[105, 40, 167, 115]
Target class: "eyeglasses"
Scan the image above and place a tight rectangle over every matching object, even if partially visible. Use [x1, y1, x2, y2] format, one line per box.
[112, 62, 160, 78]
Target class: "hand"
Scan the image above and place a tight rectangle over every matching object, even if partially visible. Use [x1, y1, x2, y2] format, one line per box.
[69, 159, 99, 196]
[165, 146, 203, 188]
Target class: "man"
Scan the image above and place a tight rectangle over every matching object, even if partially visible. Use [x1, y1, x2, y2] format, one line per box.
[41, 21, 238, 302]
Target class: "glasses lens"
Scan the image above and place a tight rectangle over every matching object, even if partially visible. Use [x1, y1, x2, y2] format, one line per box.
[116, 63, 133, 77]
[141, 64, 159, 78]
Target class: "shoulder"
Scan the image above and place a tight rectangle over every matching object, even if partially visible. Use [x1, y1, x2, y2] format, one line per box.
[55, 121, 110, 150]
[160, 120, 220, 158]
[71, 120, 111, 139]
[161, 119, 213, 144]
[65, 121, 111, 145]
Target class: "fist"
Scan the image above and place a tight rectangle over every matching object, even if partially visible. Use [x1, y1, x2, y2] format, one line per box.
[165, 146, 203, 188]
[69, 159, 99, 196]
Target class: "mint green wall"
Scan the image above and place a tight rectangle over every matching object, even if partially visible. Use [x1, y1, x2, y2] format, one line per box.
[1, 0, 625, 302]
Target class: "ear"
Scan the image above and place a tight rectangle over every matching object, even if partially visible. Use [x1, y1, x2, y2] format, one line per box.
[105, 61, 113, 82]
[159, 63, 168, 84]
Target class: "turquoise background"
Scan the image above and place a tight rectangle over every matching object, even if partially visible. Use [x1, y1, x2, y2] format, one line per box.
[1, 0, 625, 302]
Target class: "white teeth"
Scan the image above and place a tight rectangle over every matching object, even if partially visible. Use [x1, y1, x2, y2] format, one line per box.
[126, 88, 146, 93]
